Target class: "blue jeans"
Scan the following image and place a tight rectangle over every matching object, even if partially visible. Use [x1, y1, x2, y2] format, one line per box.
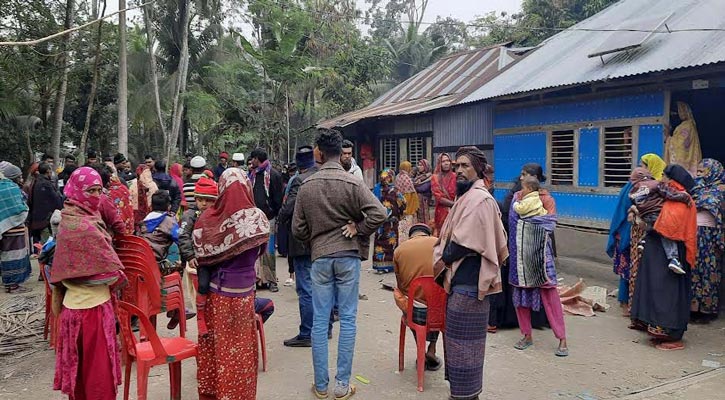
[311, 256, 360, 391]
[294, 256, 332, 339]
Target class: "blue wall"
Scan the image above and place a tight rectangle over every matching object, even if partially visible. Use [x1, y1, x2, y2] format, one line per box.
[494, 92, 664, 129]
[552, 191, 618, 222]
[493, 132, 547, 183]
[637, 124, 665, 160]
[578, 128, 600, 186]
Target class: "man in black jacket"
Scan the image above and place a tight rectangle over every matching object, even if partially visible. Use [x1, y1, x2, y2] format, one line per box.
[151, 160, 182, 214]
[280, 146, 322, 347]
[28, 163, 63, 250]
[249, 147, 284, 292]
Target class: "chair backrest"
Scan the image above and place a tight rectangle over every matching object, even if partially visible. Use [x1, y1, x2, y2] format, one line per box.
[116, 301, 168, 360]
[118, 250, 163, 285]
[116, 235, 158, 261]
[406, 276, 447, 331]
[120, 262, 162, 314]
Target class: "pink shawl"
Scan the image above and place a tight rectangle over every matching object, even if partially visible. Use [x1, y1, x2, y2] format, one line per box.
[433, 179, 509, 299]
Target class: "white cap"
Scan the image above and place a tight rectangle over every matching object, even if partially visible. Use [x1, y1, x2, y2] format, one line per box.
[232, 152, 245, 162]
[190, 156, 206, 168]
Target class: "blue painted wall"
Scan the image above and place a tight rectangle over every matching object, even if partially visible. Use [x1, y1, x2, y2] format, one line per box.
[551, 191, 618, 223]
[637, 124, 665, 160]
[494, 92, 664, 130]
[493, 132, 547, 183]
[578, 128, 600, 186]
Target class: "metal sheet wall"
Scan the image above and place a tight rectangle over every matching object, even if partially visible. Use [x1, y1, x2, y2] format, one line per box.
[433, 102, 494, 148]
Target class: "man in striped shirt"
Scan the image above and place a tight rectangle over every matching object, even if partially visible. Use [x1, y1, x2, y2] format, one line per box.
[183, 156, 207, 210]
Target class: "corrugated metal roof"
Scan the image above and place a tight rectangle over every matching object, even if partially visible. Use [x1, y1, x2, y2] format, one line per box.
[318, 45, 521, 129]
[461, 0, 725, 103]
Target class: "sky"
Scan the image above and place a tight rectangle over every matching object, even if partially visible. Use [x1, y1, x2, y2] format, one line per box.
[106, 0, 524, 28]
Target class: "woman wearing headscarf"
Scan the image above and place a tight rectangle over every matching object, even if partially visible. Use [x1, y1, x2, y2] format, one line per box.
[508, 163, 568, 356]
[193, 168, 270, 400]
[413, 159, 432, 225]
[431, 153, 456, 236]
[627, 154, 667, 308]
[665, 101, 703, 175]
[690, 159, 724, 322]
[373, 168, 406, 273]
[0, 165, 32, 293]
[51, 167, 126, 399]
[630, 164, 696, 350]
[132, 165, 158, 233]
[395, 161, 419, 243]
[169, 162, 188, 215]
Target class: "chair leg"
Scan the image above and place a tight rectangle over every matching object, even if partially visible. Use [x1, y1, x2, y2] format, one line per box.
[137, 363, 150, 400]
[124, 360, 132, 400]
[257, 318, 267, 372]
[169, 362, 182, 400]
[398, 319, 406, 371]
[415, 327, 426, 392]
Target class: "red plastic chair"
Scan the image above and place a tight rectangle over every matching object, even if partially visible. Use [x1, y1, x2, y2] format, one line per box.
[39, 263, 58, 349]
[398, 275, 447, 392]
[117, 301, 198, 400]
[255, 313, 267, 372]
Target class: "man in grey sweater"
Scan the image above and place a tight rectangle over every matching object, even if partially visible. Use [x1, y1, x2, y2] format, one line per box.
[293, 129, 386, 399]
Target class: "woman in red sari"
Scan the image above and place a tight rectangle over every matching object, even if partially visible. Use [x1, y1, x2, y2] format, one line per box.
[431, 153, 456, 236]
[194, 168, 270, 400]
[51, 167, 126, 400]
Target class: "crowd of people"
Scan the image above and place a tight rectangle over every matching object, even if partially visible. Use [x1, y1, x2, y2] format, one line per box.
[0, 109, 721, 399]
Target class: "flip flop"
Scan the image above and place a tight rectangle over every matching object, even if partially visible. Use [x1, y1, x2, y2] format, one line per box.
[555, 347, 569, 357]
[514, 339, 533, 350]
[487, 325, 498, 333]
[425, 355, 442, 371]
[312, 385, 328, 399]
[335, 384, 356, 400]
[655, 341, 684, 351]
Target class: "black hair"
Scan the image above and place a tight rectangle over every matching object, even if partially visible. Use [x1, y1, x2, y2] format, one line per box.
[521, 176, 541, 192]
[41, 153, 53, 161]
[342, 139, 354, 149]
[87, 149, 98, 158]
[522, 163, 546, 183]
[315, 129, 343, 158]
[154, 160, 166, 173]
[38, 162, 51, 175]
[91, 164, 113, 188]
[182, 162, 191, 169]
[65, 154, 76, 162]
[144, 154, 155, 161]
[250, 148, 268, 162]
[151, 191, 171, 212]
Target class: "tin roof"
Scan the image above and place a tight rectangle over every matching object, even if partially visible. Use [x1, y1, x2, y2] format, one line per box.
[461, 0, 725, 103]
[317, 45, 522, 129]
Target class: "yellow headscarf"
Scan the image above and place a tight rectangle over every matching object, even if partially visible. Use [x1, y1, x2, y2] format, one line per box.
[640, 153, 666, 181]
[399, 161, 412, 174]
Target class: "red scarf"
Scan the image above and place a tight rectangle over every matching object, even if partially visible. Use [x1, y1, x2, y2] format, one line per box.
[170, 163, 188, 208]
[193, 168, 270, 266]
[51, 200, 124, 283]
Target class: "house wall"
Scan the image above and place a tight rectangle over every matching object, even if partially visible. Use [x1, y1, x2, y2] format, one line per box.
[493, 91, 667, 229]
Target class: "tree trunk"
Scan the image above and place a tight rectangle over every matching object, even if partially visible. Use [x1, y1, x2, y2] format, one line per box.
[79, 0, 106, 163]
[50, 0, 75, 162]
[142, 2, 167, 143]
[165, 0, 190, 168]
[117, 0, 129, 156]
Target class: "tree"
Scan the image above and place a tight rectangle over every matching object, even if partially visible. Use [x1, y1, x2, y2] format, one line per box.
[79, 0, 107, 160]
[50, 0, 75, 162]
[118, 0, 129, 155]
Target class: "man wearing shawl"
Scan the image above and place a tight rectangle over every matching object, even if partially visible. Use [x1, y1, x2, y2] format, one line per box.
[431, 153, 456, 235]
[51, 167, 126, 400]
[690, 159, 724, 321]
[0, 164, 32, 293]
[193, 168, 270, 399]
[433, 146, 508, 400]
[249, 147, 284, 292]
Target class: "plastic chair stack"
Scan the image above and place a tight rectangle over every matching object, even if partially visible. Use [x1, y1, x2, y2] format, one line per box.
[39, 263, 59, 350]
[117, 301, 198, 400]
[398, 275, 447, 392]
[114, 235, 187, 337]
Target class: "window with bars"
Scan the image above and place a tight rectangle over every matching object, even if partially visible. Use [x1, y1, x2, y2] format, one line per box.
[603, 126, 633, 187]
[550, 130, 575, 185]
[382, 138, 398, 170]
[407, 137, 425, 165]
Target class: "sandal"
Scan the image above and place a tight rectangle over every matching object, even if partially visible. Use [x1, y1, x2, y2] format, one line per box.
[514, 338, 533, 350]
[312, 385, 328, 399]
[487, 325, 497, 333]
[5, 285, 31, 294]
[655, 341, 684, 351]
[335, 384, 356, 400]
[555, 347, 569, 357]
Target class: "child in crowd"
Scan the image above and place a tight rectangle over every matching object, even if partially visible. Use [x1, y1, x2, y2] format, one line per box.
[140, 191, 180, 273]
[513, 176, 548, 218]
[179, 177, 218, 336]
[629, 167, 691, 274]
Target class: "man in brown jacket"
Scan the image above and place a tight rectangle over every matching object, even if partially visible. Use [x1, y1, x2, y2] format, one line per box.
[292, 129, 386, 399]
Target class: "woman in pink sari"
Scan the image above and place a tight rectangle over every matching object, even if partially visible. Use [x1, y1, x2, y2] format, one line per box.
[51, 167, 126, 400]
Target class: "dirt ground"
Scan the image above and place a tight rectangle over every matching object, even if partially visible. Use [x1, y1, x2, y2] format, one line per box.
[1, 257, 723, 400]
